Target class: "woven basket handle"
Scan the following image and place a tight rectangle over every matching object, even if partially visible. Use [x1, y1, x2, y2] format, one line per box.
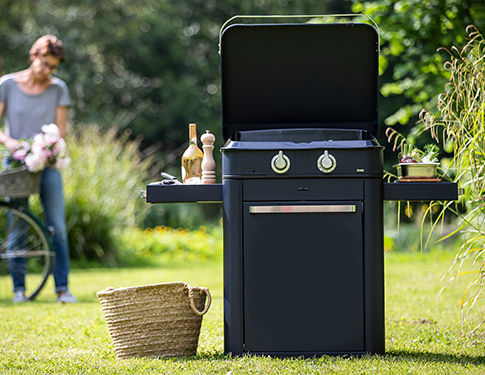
[188, 287, 212, 316]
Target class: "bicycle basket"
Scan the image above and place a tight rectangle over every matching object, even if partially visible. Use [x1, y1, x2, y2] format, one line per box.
[0, 166, 41, 198]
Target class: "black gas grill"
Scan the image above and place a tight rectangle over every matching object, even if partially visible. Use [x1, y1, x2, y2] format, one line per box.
[221, 126, 385, 356]
[145, 21, 459, 357]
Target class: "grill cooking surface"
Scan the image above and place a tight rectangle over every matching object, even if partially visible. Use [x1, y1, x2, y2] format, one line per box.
[234, 128, 369, 142]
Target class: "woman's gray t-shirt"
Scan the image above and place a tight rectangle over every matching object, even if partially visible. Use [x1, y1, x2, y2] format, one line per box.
[0, 73, 71, 139]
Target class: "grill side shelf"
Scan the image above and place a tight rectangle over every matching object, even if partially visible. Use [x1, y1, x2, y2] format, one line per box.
[145, 182, 459, 203]
[383, 182, 459, 201]
[146, 183, 222, 203]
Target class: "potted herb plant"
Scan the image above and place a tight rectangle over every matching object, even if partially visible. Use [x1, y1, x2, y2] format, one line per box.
[396, 143, 440, 179]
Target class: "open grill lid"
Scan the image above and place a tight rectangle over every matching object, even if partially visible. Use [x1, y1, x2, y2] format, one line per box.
[220, 22, 379, 142]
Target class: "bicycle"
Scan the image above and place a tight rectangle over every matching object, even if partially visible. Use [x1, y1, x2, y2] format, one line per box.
[0, 167, 54, 301]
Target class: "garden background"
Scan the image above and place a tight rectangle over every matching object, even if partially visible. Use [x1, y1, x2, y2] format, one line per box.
[1, 0, 484, 373]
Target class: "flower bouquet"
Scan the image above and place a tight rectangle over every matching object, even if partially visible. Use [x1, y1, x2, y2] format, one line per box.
[10, 124, 71, 172]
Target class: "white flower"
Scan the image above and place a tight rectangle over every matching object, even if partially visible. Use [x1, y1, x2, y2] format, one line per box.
[31, 141, 51, 160]
[41, 123, 61, 145]
[33, 134, 45, 146]
[55, 156, 71, 169]
[52, 138, 66, 155]
[41, 123, 60, 138]
[25, 153, 46, 172]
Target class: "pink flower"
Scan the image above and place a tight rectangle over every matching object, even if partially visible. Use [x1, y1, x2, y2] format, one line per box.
[13, 149, 28, 161]
[20, 141, 30, 149]
[31, 143, 51, 160]
[8, 123, 70, 171]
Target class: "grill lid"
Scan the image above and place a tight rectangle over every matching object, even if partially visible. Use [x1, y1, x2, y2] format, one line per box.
[220, 23, 379, 141]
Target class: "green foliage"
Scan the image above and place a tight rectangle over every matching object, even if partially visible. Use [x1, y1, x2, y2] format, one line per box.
[352, 0, 485, 131]
[116, 225, 223, 265]
[57, 125, 152, 265]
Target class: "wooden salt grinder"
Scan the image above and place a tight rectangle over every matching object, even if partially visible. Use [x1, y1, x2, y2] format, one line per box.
[201, 130, 216, 184]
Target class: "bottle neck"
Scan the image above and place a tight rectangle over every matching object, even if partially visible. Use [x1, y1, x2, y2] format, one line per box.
[188, 123, 197, 143]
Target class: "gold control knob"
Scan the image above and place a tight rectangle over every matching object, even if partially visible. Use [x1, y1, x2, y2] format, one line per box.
[317, 150, 337, 173]
[271, 151, 290, 174]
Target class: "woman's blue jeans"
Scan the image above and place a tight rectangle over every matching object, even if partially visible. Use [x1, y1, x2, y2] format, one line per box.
[9, 167, 70, 293]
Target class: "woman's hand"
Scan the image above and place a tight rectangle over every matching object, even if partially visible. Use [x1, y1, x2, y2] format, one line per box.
[0, 130, 21, 152]
[4, 137, 21, 152]
[0, 105, 19, 152]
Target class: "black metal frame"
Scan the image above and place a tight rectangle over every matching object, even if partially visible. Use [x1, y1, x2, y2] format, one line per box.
[145, 182, 460, 204]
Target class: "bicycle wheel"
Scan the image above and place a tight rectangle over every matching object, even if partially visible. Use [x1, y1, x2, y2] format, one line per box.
[0, 201, 54, 300]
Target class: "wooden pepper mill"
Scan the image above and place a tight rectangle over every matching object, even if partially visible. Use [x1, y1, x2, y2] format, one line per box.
[200, 130, 216, 184]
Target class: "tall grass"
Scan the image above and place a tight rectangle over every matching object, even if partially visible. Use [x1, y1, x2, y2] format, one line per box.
[415, 26, 484, 331]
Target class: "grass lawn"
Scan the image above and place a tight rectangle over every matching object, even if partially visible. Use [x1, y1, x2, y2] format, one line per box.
[0, 250, 483, 374]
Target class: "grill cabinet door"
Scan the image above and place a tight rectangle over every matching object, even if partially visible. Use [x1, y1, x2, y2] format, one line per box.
[243, 201, 364, 353]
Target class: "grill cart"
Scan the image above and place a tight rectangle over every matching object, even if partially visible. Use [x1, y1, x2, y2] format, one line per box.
[145, 20, 459, 357]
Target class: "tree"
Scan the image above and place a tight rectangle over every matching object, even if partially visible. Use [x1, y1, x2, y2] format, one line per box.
[1, 0, 351, 161]
[351, 0, 485, 136]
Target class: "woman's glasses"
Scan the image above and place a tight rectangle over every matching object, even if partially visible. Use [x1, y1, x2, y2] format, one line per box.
[39, 57, 59, 72]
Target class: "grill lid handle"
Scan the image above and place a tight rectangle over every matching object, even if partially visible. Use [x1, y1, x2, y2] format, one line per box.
[219, 14, 380, 55]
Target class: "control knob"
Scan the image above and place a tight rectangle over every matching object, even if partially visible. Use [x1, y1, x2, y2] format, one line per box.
[317, 150, 337, 173]
[271, 151, 290, 174]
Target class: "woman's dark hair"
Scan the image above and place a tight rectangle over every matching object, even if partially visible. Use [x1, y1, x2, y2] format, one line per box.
[29, 35, 66, 62]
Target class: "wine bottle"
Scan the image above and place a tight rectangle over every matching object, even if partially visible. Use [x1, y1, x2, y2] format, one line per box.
[181, 123, 204, 184]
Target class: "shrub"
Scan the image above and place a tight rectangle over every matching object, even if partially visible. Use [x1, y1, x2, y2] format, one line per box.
[144, 203, 222, 231]
[116, 224, 223, 265]
[32, 125, 154, 266]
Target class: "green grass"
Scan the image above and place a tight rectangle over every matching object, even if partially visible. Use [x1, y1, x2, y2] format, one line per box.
[0, 250, 483, 374]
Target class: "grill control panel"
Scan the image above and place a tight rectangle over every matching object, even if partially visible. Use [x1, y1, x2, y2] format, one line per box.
[271, 151, 290, 174]
[317, 151, 337, 173]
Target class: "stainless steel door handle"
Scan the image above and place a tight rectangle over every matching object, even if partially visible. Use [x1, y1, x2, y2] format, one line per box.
[249, 205, 357, 214]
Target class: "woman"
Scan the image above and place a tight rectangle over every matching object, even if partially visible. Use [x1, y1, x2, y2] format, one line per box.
[0, 35, 76, 303]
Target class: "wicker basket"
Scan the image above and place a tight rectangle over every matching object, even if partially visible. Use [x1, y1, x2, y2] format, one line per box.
[0, 167, 41, 198]
[97, 282, 212, 359]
